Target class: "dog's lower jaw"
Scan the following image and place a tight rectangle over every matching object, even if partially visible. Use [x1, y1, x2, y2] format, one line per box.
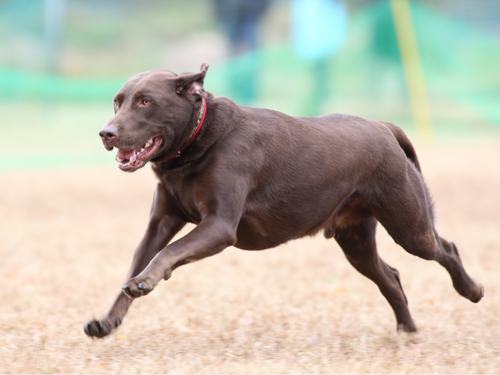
[115, 135, 164, 171]
[118, 160, 146, 172]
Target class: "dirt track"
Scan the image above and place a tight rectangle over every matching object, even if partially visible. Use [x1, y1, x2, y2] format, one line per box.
[0, 141, 499, 374]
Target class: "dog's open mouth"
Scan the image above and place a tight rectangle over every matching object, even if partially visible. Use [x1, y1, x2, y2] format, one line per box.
[116, 135, 163, 171]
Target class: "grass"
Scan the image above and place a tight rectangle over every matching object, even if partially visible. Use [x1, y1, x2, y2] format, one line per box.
[0, 141, 499, 373]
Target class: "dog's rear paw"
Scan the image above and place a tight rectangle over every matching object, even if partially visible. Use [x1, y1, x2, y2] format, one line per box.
[122, 278, 154, 299]
[453, 278, 484, 303]
[469, 282, 484, 303]
[397, 322, 417, 333]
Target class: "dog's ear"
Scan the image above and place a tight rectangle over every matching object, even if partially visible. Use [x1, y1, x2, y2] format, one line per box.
[175, 62, 209, 96]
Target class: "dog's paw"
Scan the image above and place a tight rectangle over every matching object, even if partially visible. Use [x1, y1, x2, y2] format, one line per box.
[122, 278, 154, 299]
[84, 318, 119, 339]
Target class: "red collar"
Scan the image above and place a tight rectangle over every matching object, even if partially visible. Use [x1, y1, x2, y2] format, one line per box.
[165, 98, 207, 163]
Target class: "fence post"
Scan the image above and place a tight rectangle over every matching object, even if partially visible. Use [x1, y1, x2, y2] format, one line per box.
[390, 0, 433, 143]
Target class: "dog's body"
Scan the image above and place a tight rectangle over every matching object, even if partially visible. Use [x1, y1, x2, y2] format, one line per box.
[85, 64, 483, 338]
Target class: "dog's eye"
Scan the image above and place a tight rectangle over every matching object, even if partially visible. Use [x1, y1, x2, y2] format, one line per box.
[141, 98, 152, 106]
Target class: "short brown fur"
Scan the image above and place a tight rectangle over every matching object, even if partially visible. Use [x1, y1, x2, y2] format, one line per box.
[85, 64, 483, 338]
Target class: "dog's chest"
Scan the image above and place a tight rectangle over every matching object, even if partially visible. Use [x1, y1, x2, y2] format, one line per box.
[160, 176, 203, 223]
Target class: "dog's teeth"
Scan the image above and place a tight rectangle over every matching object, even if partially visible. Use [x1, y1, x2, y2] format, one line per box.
[145, 138, 154, 148]
[140, 148, 145, 153]
[116, 157, 124, 163]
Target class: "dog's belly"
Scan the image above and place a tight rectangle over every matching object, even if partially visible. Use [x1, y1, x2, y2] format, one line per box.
[235, 216, 315, 250]
[234, 186, 373, 251]
[234, 195, 345, 250]
[234, 216, 293, 250]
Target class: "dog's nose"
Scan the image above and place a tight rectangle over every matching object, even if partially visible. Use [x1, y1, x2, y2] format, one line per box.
[99, 125, 118, 143]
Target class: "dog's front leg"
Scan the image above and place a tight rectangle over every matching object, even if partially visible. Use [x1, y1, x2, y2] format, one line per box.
[84, 184, 186, 338]
[122, 218, 237, 299]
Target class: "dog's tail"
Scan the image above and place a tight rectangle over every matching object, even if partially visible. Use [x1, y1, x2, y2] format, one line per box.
[381, 121, 422, 173]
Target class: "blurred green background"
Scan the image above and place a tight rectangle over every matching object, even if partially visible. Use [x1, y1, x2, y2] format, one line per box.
[1, 0, 499, 171]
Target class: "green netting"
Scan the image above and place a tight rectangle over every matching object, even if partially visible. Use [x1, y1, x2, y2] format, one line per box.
[0, 68, 124, 102]
[1, 1, 499, 171]
[1, 2, 498, 118]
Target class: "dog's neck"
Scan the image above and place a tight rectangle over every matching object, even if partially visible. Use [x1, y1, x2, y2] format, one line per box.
[163, 98, 207, 164]
[152, 95, 236, 175]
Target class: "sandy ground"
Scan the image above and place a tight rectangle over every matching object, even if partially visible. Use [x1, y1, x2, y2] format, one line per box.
[0, 141, 499, 374]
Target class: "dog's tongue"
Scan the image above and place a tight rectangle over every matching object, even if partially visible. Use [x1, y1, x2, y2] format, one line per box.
[116, 149, 134, 160]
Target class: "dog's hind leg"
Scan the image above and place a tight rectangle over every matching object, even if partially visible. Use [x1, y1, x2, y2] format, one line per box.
[334, 217, 417, 332]
[372, 162, 484, 304]
[434, 235, 484, 302]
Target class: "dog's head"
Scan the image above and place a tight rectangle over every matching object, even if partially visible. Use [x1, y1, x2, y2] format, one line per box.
[99, 63, 209, 172]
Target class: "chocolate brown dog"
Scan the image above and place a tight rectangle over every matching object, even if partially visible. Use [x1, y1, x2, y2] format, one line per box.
[85, 63, 483, 338]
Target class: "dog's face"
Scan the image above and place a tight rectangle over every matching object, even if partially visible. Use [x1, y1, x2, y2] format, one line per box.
[99, 64, 209, 172]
